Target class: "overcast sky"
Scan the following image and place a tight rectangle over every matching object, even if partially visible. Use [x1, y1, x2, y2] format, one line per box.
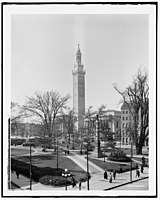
[11, 14, 149, 111]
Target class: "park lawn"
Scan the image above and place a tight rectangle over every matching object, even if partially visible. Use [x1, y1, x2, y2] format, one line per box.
[13, 153, 87, 183]
[17, 153, 83, 172]
[11, 147, 34, 157]
[87, 157, 137, 173]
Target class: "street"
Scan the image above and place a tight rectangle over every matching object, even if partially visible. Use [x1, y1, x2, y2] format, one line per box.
[114, 177, 148, 190]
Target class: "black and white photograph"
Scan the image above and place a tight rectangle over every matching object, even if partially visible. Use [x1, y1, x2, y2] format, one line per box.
[1, 2, 158, 198]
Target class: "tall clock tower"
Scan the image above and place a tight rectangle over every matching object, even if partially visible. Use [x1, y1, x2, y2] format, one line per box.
[72, 44, 85, 131]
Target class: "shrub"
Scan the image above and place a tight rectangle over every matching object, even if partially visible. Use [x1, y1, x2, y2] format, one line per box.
[71, 171, 89, 182]
[108, 149, 131, 162]
[39, 175, 72, 186]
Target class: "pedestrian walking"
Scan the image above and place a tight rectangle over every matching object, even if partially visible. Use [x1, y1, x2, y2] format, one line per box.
[142, 156, 145, 166]
[16, 170, 20, 179]
[113, 170, 116, 180]
[119, 166, 122, 174]
[109, 173, 112, 183]
[141, 165, 144, 173]
[136, 169, 140, 177]
[79, 181, 82, 190]
[104, 170, 108, 180]
[136, 163, 139, 169]
[65, 150, 67, 156]
[68, 150, 70, 155]
[71, 176, 76, 188]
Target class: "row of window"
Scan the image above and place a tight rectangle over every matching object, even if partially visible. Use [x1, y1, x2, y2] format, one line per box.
[121, 122, 132, 128]
[122, 116, 133, 121]
[122, 110, 129, 114]
[122, 137, 132, 145]
[122, 130, 129, 136]
[122, 116, 128, 121]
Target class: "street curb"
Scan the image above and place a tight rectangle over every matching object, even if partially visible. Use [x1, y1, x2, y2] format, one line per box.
[103, 176, 149, 191]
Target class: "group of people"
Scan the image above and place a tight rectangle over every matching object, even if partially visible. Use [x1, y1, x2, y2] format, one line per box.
[64, 150, 70, 156]
[104, 162, 145, 183]
[104, 170, 116, 183]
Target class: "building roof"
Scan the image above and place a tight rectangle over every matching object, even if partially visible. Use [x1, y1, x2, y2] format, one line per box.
[121, 102, 131, 110]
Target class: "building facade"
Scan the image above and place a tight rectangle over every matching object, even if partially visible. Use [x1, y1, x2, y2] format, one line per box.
[121, 103, 133, 145]
[72, 44, 86, 131]
[84, 109, 121, 141]
[121, 103, 149, 146]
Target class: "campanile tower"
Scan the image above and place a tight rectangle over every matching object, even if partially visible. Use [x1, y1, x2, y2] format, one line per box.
[72, 44, 85, 131]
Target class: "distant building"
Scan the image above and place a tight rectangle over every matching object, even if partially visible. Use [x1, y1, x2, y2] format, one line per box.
[121, 103, 133, 145]
[11, 122, 43, 137]
[121, 102, 149, 146]
[84, 109, 121, 141]
[102, 110, 121, 138]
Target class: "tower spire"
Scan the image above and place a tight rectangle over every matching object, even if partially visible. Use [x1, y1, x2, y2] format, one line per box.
[76, 43, 81, 65]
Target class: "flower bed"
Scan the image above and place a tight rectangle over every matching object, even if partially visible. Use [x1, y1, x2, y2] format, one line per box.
[108, 149, 131, 162]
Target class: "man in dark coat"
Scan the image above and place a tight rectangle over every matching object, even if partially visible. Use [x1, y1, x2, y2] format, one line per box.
[113, 170, 116, 180]
[136, 169, 140, 177]
[104, 170, 108, 179]
[71, 176, 76, 188]
[119, 166, 122, 174]
[16, 170, 20, 179]
[141, 165, 144, 173]
[79, 181, 82, 190]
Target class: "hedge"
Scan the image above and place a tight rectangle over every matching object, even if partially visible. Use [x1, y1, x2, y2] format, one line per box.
[11, 158, 88, 186]
[11, 158, 64, 182]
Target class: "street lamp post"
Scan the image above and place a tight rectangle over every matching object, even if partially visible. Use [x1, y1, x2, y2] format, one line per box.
[62, 169, 71, 190]
[96, 114, 101, 158]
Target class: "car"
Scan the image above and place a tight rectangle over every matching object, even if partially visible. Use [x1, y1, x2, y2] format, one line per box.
[22, 142, 35, 147]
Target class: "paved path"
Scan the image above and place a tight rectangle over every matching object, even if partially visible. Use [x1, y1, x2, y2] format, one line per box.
[11, 149, 149, 191]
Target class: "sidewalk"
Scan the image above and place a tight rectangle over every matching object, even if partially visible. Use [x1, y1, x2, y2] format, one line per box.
[11, 151, 149, 191]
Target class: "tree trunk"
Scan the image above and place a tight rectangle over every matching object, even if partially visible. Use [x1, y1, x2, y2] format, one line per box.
[136, 145, 142, 155]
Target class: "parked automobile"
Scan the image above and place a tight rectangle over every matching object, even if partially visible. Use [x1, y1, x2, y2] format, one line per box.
[22, 142, 35, 147]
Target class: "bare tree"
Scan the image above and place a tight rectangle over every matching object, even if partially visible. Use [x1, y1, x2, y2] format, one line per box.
[60, 108, 77, 149]
[11, 102, 26, 136]
[114, 69, 149, 155]
[11, 102, 23, 122]
[22, 91, 70, 148]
